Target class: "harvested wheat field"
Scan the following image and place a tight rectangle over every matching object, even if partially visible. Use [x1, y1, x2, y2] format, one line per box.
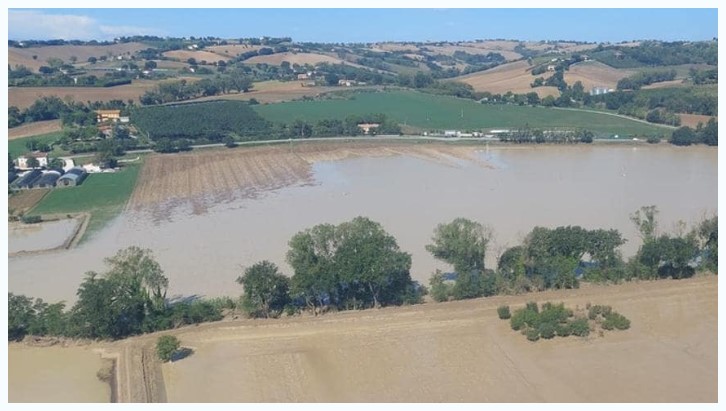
[8, 81, 158, 109]
[183, 80, 342, 104]
[678, 113, 717, 128]
[564, 61, 633, 91]
[457, 60, 560, 97]
[205, 44, 265, 58]
[162, 49, 227, 63]
[243, 52, 347, 66]
[156, 276, 716, 402]
[128, 142, 486, 216]
[8, 344, 111, 403]
[8, 42, 147, 72]
[8, 119, 62, 140]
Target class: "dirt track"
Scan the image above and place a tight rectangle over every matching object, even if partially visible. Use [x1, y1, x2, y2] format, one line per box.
[143, 276, 716, 402]
[128, 142, 488, 216]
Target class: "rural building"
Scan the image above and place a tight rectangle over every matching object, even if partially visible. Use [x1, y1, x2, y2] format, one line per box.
[96, 109, 122, 123]
[444, 130, 459, 137]
[57, 167, 88, 187]
[12, 170, 42, 190]
[547, 65, 556, 72]
[338, 79, 356, 87]
[357, 123, 380, 134]
[32, 171, 62, 189]
[82, 163, 103, 173]
[15, 153, 48, 169]
[297, 73, 310, 80]
[590, 86, 610, 96]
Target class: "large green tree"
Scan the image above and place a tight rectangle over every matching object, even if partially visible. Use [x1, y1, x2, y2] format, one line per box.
[425, 218, 492, 274]
[236, 261, 290, 318]
[288, 217, 415, 310]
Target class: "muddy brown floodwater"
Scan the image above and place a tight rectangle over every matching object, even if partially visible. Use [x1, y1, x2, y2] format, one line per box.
[8, 145, 717, 303]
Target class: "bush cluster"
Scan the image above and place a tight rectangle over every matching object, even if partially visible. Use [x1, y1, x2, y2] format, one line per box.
[502, 301, 630, 341]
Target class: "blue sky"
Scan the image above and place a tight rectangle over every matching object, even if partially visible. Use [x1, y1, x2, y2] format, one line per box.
[8, 9, 718, 43]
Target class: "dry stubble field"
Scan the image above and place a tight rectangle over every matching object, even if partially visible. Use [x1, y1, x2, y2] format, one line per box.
[457, 60, 560, 97]
[157, 276, 716, 402]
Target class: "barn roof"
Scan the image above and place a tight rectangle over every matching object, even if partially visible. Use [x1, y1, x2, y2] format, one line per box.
[13, 170, 42, 187]
[34, 171, 61, 186]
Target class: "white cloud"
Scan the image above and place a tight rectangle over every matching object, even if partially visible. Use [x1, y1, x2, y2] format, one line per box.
[9, 10, 165, 41]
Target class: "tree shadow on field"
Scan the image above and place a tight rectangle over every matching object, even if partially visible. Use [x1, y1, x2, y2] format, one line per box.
[171, 347, 194, 362]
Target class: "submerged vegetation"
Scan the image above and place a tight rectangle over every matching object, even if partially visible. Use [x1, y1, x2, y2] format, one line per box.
[8, 207, 716, 342]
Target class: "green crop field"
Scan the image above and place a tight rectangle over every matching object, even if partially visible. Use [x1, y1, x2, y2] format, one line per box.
[254, 90, 670, 137]
[8, 132, 67, 159]
[30, 164, 140, 238]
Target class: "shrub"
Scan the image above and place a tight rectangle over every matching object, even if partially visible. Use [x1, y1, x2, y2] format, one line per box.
[526, 329, 540, 342]
[156, 335, 180, 362]
[539, 302, 570, 324]
[570, 317, 590, 337]
[497, 305, 511, 320]
[556, 323, 572, 337]
[510, 310, 526, 331]
[602, 312, 631, 330]
[21, 215, 42, 224]
[525, 301, 539, 313]
[538, 322, 556, 339]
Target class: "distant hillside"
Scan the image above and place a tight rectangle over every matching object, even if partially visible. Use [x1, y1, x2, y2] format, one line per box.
[564, 61, 634, 91]
[455, 60, 559, 97]
[8, 42, 148, 72]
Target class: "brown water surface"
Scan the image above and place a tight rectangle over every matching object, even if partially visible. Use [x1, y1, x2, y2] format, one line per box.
[8, 145, 717, 303]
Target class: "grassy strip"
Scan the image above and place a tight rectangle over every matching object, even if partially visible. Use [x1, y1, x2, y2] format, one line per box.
[254, 90, 669, 137]
[29, 163, 141, 240]
[8, 131, 68, 159]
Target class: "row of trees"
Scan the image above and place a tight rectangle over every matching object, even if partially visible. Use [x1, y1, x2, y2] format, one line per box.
[428, 207, 717, 303]
[616, 70, 677, 91]
[238, 217, 424, 318]
[498, 127, 594, 144]
[8, 208, 717, 341]
[8, 96, 133, 128]
[670, 119, 718, 146]
[9, 247, 229, 341]
[139, 74, 253, 105]
[590, 41, 717, 68]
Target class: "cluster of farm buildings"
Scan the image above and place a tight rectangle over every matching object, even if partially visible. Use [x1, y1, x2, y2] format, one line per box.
[8, 152, 113, 191]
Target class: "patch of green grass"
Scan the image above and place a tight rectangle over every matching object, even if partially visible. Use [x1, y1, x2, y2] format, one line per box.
[254, 90, 668, 137]
[8, 132, 67, 159]
[30, 164, 141, 239]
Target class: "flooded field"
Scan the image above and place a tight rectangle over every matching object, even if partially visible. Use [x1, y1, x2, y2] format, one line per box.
[8, 345, 111, 403]
[8, 144, 717, 303]
[8, 217, 81, 255]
